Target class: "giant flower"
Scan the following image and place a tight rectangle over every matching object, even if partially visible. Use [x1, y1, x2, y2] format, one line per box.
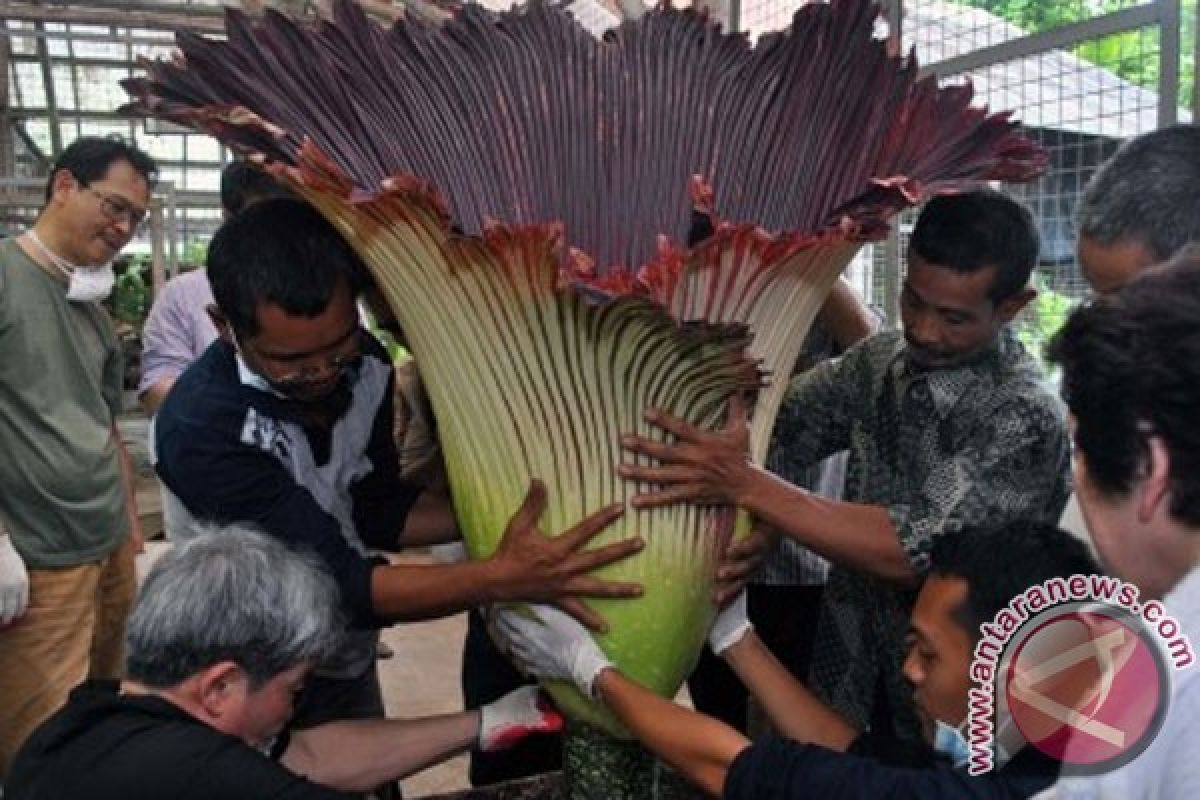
[124, 0, 1043, 737]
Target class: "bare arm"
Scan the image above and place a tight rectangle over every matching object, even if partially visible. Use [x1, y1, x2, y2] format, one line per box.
[720, 630, 858, 750]
[282, 712, 478, 791]
[593, 668, 751, 798]
[815, 279, 877, 351]
[139, 377, 176, 416]
[372, 481, 643, 630]
[393, 489, 460, 547]
[734, 468, 912, 582]
[621, 406, 914, 582]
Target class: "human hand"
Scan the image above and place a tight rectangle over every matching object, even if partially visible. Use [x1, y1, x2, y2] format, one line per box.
[708, 591, 752, 656]
[618, 394, 755, 509]
[492, 604, 613, 698]
[477, 685, 564, 752]
[714, 524, 769, 607]
[488, 480, 642, 632]
[0, 533, 30, 626]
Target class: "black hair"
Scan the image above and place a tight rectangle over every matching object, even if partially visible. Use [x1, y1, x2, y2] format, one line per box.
[219, 161, 292, 217]
[930, 522, 1098, 636]
[206, 197, 369, 339]
[1077, 124, 1200, 261]
[1047, 251, 1200, 526]
[909, 188, 1039, 303]
[45, 136, 158, 201]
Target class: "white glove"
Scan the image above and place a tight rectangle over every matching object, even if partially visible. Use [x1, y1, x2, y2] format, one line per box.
[0, 533, 30, 626]
[493, 604, 612, 698]
[708, 591, 752, 655]
[477, 685, 563, 752]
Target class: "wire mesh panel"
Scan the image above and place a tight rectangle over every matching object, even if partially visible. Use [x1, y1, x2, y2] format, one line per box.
[740, 0, 809, 36]
[905, 0, 1154, 55]
[732, 0, 1182, 358]
[903, 0, 1171, 361]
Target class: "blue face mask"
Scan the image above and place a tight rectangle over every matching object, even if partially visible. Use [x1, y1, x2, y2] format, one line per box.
[933, 718, 971, 768]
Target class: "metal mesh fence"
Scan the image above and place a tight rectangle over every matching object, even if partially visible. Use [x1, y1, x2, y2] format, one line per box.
[737, 0, 1180, 360]
[903, 0, 1167, 361]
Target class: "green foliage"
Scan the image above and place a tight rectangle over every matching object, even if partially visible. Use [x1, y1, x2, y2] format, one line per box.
[111, 267, 149, 325]
[1015, 275, 1074, 373]
[180, 238, 209, 267]
[952, 0, 1195, 109]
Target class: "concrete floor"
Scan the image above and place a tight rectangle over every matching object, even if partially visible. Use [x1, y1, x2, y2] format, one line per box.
[379, 573, 472, 796]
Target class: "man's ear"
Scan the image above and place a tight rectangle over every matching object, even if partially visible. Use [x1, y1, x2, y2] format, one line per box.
[195, 661, 248, 721]
[996, 286, 1037, 324]
[207, 304, 235, 343]
[1137, 436, 1172, 524]
[48, 168, 79, 205]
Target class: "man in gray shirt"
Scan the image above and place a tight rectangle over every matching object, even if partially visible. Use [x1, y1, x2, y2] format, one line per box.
[0, 136, 157, 779]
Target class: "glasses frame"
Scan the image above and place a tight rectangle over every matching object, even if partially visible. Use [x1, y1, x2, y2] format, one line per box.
[82, 184, 149, 231]
[236, 326, 366, 393]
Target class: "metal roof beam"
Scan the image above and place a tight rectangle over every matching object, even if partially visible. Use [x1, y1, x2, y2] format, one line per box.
[0, 2, 226, 34]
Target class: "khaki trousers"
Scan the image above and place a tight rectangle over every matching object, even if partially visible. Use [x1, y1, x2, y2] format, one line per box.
[0, 535, 137, 780]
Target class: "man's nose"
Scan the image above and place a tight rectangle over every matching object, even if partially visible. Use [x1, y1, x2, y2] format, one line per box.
[902, 649, 923, 687]
[907, 312, 940, 348]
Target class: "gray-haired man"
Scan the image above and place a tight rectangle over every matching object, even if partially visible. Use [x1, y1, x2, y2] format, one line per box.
[6, 528, 561, 799]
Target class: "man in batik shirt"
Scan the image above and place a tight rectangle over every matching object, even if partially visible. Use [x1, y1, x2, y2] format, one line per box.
[621, 189, 1071, 745]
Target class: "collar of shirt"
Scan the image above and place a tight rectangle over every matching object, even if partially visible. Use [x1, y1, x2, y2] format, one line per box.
[890, 328, 1023, 418]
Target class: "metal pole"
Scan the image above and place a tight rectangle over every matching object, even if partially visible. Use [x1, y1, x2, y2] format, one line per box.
[165, 183, 178, 278]
[149, 201, 165, 296]
[882, 221, 901, 329]
[1159, 0, 1181, 127]
[1194, 0, 1200, 116]
[33, 21, 61, 156]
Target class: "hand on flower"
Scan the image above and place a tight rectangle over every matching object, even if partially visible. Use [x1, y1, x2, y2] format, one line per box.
[488, 480, 643, 632]
[708, 590, 752, 656]
[714, 524, 769, 607]
[618, 394, 756, 509]
[492, 604, 613, 699]
[477, 685, 564, 752]
[0, 532, 30, 626]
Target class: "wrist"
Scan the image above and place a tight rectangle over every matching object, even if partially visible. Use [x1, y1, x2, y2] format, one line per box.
[731, 463, 768, 509]
[590, 665, 618, 701]
[718, 627, 757, 664]
[474, 556, 513, 605]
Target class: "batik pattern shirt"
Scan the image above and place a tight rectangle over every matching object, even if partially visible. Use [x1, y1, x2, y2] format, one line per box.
[759, 322, 850, 586]
[772, 329, 1070, 739]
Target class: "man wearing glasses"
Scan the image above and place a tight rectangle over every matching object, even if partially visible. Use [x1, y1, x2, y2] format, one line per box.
[0, 136, 158, 780]
[151, 197, 647, 744]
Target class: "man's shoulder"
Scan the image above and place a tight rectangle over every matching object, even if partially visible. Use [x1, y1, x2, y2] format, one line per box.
[849, 329, 905, 361]
[156, 345, 259, 441]
[8, 680, 335, 800]
[159, 269, 213, 303]
[795, 329, 901, 384]
[0, 236, 39, 297]
[986, 357, 1063, 421]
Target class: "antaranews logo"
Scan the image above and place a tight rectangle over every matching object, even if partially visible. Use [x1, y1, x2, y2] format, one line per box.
[966, 574, 1194, 776]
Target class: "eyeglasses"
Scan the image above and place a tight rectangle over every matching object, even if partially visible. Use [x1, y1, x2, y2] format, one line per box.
[83, 185, 148, 231]
[235, 326, 365, 394]
[269, 350, 364, 392]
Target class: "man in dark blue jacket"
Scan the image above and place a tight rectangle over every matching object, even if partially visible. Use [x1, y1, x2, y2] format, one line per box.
[153, 198, 644, 729]
[498, 522, 1096, 799]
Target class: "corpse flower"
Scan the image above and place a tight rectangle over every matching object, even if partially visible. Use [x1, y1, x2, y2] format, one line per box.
[124, 0, 1042, 746]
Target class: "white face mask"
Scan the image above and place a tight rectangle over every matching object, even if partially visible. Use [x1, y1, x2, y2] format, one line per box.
[25, 230, 116, 303]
